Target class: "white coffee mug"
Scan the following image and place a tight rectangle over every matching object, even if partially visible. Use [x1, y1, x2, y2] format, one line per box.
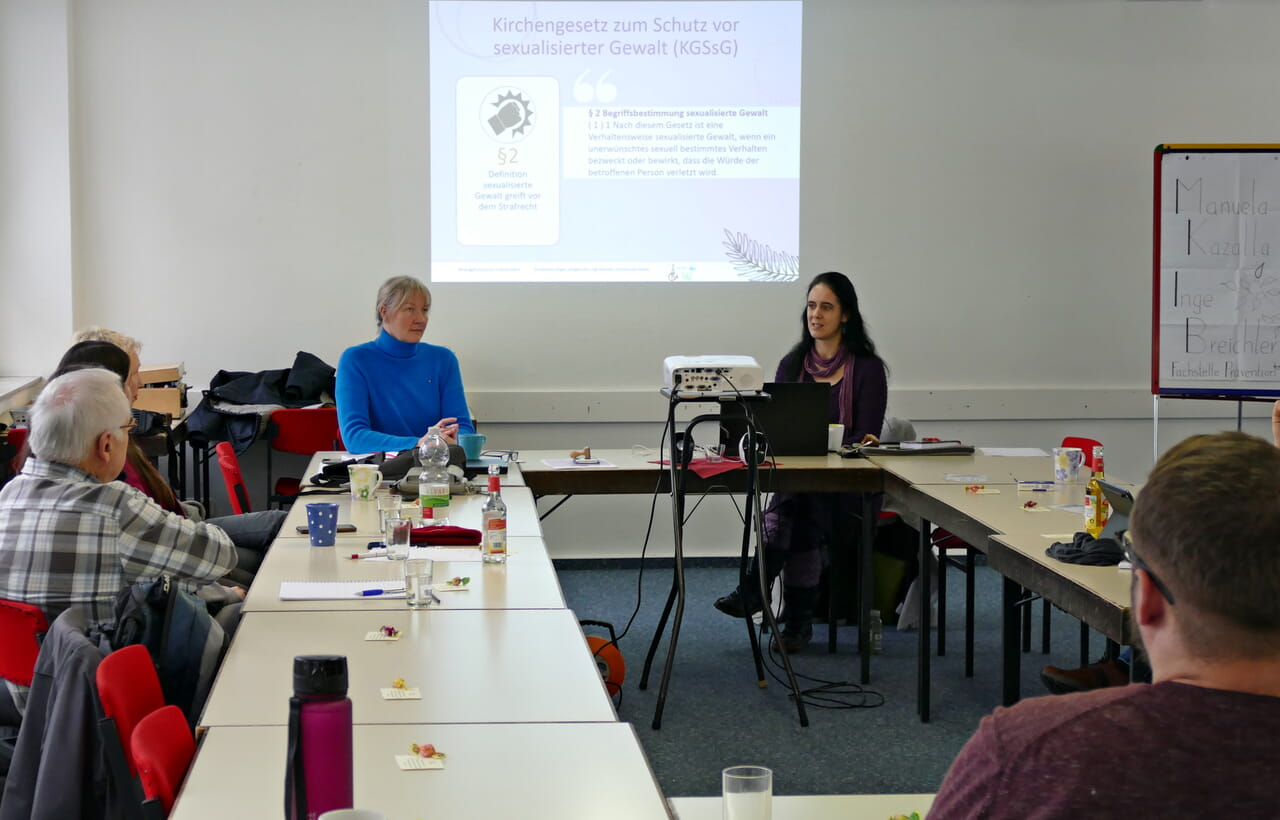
[348, 463, 384, 501]
[1053, 447, 1085, 483]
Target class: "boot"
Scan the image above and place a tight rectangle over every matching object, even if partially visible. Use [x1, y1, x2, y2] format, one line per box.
[714, 548, 785, 619]
[771, 586, 817, 653]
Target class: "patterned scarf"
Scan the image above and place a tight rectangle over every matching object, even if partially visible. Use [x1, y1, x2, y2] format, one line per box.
[803, 346, 854, 430]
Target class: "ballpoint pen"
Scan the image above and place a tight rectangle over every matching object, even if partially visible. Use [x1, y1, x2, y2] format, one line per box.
[358, 587, 404, 596]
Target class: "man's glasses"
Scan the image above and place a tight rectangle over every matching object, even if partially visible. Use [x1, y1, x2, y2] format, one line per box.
[119, 418, 138, 434]
[1122, 532, 1176, 605]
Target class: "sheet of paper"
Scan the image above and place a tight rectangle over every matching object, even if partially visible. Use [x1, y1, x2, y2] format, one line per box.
[395, 755, 445, 771]
[540, 458, 617, 469]
[980, 447, 1051, 457]
[380, 687, 423, 700]
[979, 447, 1050, 457]
[417, 547, 485, 562]
[279, 581, 406, 600]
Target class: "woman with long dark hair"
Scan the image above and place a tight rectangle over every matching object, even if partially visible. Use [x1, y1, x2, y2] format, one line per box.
[714, 271, 888, 652]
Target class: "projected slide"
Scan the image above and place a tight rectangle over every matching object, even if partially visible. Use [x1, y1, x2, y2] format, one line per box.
[429, 0, 802, 283]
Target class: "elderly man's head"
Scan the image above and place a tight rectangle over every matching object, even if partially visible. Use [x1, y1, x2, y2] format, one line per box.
[29, 368, 134, 481]
[1130, 431, 1280, 661]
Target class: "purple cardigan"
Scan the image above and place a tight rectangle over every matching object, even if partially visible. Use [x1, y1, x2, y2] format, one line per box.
[776, 350, 887, 447]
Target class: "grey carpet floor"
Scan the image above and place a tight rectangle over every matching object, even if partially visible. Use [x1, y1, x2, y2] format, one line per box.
[557, 560, 1100, 798]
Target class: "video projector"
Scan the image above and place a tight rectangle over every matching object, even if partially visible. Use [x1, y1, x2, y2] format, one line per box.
[662, 355, 764, 397]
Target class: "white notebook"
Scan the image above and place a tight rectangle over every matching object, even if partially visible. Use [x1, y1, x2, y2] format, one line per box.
[279, 580, 406, 600]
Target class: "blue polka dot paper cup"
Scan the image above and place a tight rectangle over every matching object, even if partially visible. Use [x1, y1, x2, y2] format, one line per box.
[305, 502, 340, 547]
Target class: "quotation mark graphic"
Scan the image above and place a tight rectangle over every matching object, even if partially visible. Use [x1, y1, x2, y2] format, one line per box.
[573, 70, 617, 104]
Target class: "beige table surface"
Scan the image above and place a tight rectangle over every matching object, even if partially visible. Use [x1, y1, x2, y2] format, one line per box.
[670, 793, 934, 819]
[303, 450, 527, 487]
[989, 521, 1133, 645]
[172, 722, 670, 820]
[874, 451, 1055, 487]
[279, 486, 542, 539]
[517, 447, 883, 495]
[0, 376, 41, 417]
[241, 536, 564, 613]
[199, 608, 616, 727]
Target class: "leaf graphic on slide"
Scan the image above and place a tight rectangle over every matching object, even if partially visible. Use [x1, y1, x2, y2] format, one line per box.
[721, 230, 799, 282]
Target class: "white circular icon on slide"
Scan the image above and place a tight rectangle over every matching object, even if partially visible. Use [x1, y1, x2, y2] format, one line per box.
[481, 87, 535, 143]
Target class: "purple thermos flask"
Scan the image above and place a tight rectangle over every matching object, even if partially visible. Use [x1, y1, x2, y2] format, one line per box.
[286, 655, 354, 820]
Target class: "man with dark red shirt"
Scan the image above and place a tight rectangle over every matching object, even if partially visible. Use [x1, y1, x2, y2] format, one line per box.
[931, 432, 1280, 818]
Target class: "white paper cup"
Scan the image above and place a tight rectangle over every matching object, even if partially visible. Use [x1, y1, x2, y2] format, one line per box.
[827, 424, 844, 452]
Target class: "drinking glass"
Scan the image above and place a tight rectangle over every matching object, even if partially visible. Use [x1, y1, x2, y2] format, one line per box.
[377, 495, 403, 537]
[403, 552, 434, 609]
[722, 765, 771, 820]
[386, 516, 412, 560]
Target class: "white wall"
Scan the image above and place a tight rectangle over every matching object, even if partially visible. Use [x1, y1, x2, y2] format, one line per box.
[0, 0, 74, 362]
[5, 0, 1280, 557]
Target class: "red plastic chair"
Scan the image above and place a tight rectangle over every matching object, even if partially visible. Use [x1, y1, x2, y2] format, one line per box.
[132, 704, 195, 818]
[97, 644, 166, 778]
[265, 408, 341, 509]
[214, 441, 252, 514]
[1061, 436, 1103, 471]
[0, 598, 49, 687]
[3, 427, 29, 485]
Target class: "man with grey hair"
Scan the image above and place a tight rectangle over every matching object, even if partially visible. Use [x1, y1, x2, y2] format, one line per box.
[0, 368, 237, 626]
[930, 431, 1280, 818]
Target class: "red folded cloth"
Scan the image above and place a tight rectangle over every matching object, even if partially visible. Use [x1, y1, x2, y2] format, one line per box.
[650, 458, 748, 480]
[410, 525, 482, 546]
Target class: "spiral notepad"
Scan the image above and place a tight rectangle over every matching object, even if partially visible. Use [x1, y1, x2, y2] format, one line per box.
[279, 581, 406, 600]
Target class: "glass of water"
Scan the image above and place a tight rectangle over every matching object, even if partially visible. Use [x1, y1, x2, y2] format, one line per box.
[722, 765, 771, 820]
[403, 552, 434, 609]
[386, 516, 412, 561]
[377, 495, 403, 537]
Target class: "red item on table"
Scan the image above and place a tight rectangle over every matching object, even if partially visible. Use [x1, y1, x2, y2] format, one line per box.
[650, 457, 777, 480]
[410, 525, 482, 546]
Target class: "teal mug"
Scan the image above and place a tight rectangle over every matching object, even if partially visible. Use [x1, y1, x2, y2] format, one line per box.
[459, 432, 486, 461]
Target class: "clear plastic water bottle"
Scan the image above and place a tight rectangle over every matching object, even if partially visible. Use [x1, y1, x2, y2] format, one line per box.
[417, 426, 451, 525]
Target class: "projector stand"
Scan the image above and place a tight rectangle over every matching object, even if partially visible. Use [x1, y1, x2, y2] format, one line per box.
[639, 389, 809, 729]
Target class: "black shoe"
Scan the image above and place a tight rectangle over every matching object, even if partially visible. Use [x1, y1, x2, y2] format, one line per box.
[770, 585, 817, 653]
[714, 586, 761, 619]
[770, 623, 813, 654]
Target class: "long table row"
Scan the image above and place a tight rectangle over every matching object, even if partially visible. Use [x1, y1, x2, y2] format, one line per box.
[172, 456, 676, 819]
[172, 446, 1133, 816]
[515, 449, 1133, 722]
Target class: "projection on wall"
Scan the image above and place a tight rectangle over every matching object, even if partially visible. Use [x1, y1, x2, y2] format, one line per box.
[429, 0, 802, 283]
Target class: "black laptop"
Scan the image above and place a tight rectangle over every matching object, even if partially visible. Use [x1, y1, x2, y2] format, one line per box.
[721, 381, 831, 457]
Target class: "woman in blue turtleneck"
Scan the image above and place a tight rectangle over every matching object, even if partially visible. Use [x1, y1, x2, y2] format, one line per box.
[336, 276, 475, 454]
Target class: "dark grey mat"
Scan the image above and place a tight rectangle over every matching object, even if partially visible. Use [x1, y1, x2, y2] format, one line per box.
[557, 561, 1099, 797]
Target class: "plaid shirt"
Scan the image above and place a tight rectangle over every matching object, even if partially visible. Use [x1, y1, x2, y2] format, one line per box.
[0, 458, 237, 626]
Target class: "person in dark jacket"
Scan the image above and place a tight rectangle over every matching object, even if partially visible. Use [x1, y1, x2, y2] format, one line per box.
[714, 272, 887, 652]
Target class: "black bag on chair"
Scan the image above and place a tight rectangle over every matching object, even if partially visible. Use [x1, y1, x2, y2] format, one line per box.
[109, 577, 228, 724]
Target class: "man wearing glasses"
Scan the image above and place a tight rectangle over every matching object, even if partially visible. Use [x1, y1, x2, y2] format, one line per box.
[0, 368, 237, 630]
[931, 432, 1280, 818]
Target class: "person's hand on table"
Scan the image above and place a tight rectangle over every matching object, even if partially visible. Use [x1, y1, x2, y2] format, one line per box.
[419, 418, 460, 446]
[860, 433, 879, 446]
[436, 417, 460, 444]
